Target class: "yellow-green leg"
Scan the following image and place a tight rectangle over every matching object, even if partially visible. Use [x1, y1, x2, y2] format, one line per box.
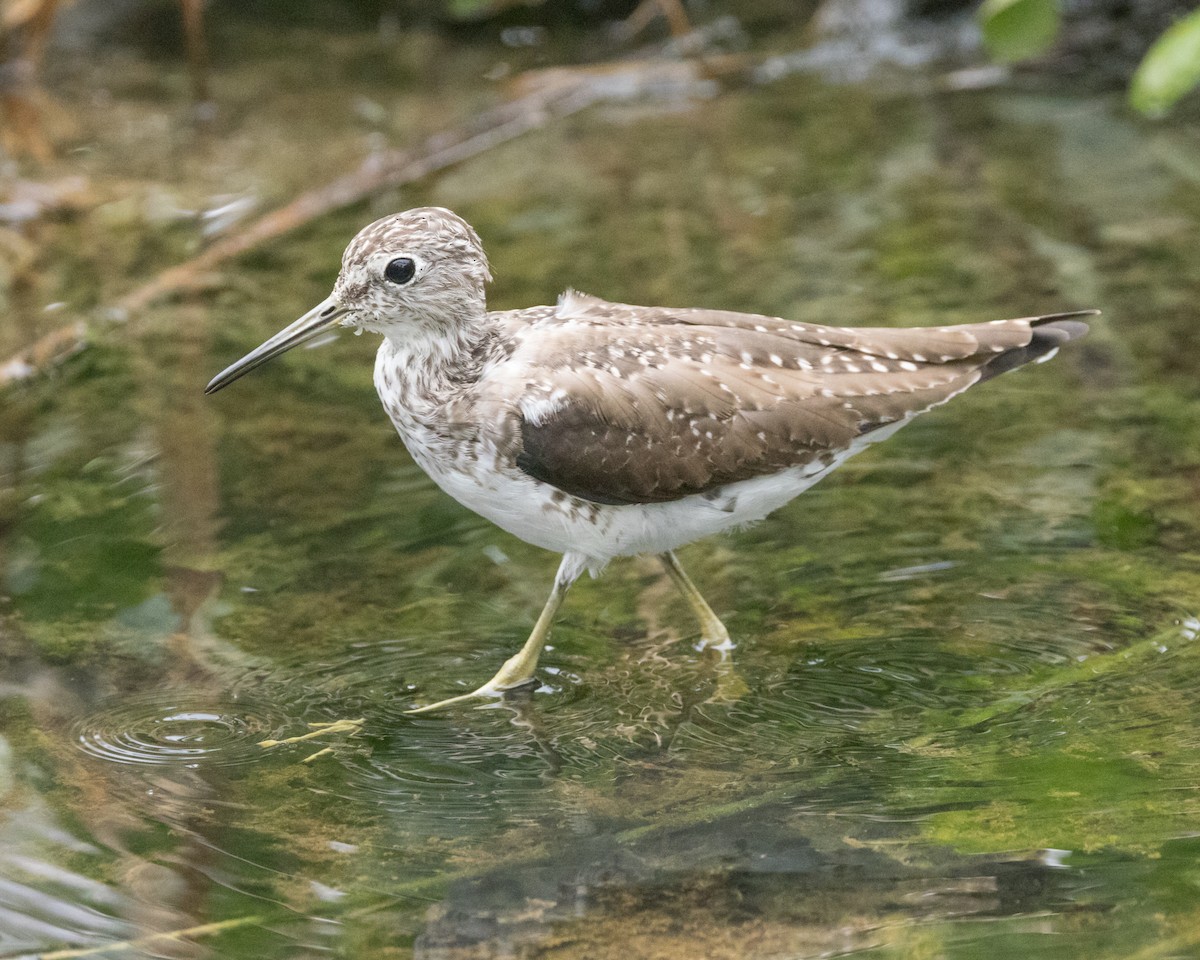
[659, 550, 747, 702]
[406, 554, 581, 714]
[658, 550, 732, 650]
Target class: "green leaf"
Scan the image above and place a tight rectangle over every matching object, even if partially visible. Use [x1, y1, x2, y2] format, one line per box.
[1130, 9, 1200, 118]
[978, 0, 1061, 64]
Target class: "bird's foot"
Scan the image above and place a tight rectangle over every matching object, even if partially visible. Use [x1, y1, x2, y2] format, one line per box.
[258, 717, 365, 762]
[706, 658, 750, 704]
[405, 652, 542, 714]
[696, 626, 734, 655]
[691, 609, 735, 657]
[405, 677, 538, 714]
[695, 629, 748, 703]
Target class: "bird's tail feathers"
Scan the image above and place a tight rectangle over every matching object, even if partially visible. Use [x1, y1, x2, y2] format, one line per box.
[979, 309, 1096, 381]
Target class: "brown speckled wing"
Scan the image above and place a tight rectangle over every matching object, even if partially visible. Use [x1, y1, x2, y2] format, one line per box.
[491, 296, 1092, 505]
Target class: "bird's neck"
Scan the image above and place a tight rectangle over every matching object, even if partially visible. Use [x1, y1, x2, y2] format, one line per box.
[381, 311, 489, 372]
[375, 312, 495, 417]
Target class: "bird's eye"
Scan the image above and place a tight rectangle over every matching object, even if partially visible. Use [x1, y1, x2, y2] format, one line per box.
[384, 257, 416, 284]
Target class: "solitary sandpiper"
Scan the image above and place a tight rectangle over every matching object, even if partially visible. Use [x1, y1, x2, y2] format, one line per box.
[206, 207, 1093, 713]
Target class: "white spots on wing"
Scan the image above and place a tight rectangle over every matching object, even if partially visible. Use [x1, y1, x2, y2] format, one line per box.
[769, 353, 783, 366]
[740, 350, 753, 364]
[844, 363, 861, 373]
[519, 386, 569, 425]
[899, 360, 919, 372]
[753, 325, 767, 332]
[870, 361, 889, 373]
[911, 353, 926, 362]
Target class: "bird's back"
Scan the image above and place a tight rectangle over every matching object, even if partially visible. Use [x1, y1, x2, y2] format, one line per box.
[476, 293, 1092, 506]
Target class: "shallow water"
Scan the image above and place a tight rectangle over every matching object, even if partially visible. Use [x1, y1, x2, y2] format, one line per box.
[3, 14, 1200, 960]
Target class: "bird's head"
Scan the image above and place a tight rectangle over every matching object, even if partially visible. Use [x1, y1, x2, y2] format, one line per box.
[335, 207, 492, 333]
[205, 207, 492, 395]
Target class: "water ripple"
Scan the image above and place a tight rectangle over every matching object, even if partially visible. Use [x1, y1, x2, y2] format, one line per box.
[72, 693, 288, 768]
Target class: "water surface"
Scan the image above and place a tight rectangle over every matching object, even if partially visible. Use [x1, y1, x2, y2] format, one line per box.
[2, 17, 1200, 960]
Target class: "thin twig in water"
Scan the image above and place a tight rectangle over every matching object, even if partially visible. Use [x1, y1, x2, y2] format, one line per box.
[258, 717, 365, 748]
[37, 915, 262, 959]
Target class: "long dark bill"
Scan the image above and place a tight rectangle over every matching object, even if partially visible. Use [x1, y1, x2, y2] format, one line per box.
[205, 295, 347, 395]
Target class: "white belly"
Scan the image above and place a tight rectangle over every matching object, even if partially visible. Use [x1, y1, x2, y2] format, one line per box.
[399, 425, 879, 571]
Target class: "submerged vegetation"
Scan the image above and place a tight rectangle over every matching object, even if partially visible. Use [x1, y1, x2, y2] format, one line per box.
[2, 2, 1200, 957]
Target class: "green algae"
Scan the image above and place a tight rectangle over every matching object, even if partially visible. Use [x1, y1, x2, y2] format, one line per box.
[2, 20, 1200, 960]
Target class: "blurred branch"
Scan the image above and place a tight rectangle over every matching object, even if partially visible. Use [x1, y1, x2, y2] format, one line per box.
[178, 0, 211, 106]
[115, 56, 745, 316]
[0, 54, 748, 387]
[114, 81, 600, 315]
[0, 318, 85, 386]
